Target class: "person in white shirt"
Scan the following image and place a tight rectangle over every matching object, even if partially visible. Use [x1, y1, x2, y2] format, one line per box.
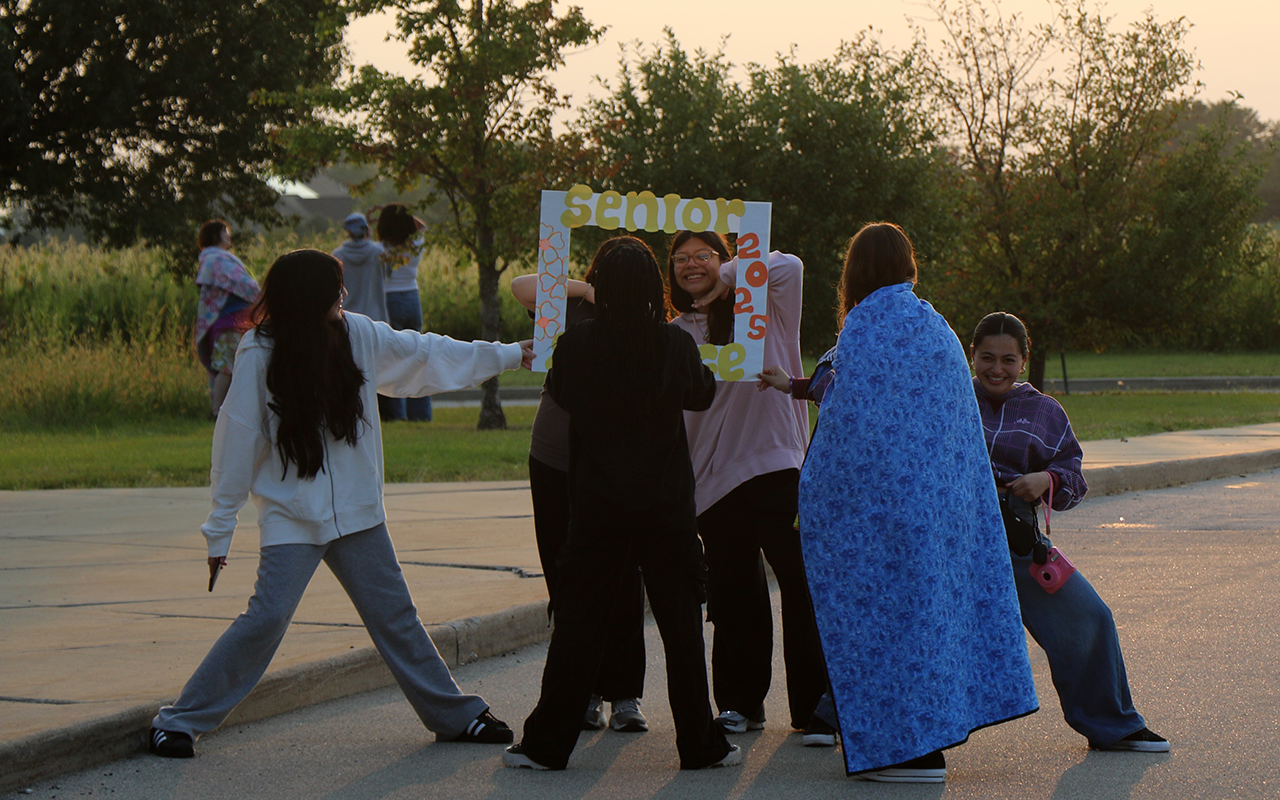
[148, 248, 534, 758]
[374, 203, 433, 422]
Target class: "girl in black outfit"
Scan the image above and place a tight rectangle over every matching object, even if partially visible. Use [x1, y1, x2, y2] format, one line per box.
[511, 269, 648, 732]
[504, 236, 739, 771]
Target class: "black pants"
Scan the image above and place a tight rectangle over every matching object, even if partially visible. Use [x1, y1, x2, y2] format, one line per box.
[528, 455, 646, 700]
[519, 497, 730, 770]
[698, 468, 827, 728]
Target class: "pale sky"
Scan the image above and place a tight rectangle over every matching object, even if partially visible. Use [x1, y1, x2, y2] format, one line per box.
[348, 0, 1280, 124]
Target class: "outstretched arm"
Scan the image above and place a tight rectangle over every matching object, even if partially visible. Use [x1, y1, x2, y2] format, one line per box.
[510, 275, 595, 311]
[756, 366, 792, 393]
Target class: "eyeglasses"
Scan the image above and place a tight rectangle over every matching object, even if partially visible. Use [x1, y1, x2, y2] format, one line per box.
[673, 251, 719, 268]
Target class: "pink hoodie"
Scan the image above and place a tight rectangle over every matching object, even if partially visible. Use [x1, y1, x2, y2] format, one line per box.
[672, 251, 810, 513]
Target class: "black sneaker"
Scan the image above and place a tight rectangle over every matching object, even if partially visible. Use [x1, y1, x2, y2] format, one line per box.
[801, 714, 838, 747]
[860, 750, 946, 783]
[450, 710, 515, 744]
[148, 727, 194, 759]
[1090, 728, 1170, 753]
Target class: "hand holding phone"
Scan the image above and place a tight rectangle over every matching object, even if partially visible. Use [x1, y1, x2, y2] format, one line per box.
[208, 556, 226, 592]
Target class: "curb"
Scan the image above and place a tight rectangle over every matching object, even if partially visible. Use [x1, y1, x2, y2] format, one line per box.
[1084, 449, 1280, 496]
[6, 449, 1280, 792]
[0, 601, 550, 795]
[1044, 376, 1280, 393]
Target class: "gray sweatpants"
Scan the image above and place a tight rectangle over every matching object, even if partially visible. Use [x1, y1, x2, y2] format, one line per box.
[153, 523, 486, 739]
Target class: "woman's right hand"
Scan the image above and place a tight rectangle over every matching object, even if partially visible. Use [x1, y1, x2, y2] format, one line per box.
[691, 279, 731, 310]
[1008, 471, 1053, 503]
[756, 366, 791, 393]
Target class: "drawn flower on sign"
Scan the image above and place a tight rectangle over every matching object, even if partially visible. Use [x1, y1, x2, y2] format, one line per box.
[539, 271, 568, 300]
[539, 225, 565, 253]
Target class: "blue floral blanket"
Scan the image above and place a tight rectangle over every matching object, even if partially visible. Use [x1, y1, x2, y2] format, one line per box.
[798, 283, 1037, 774]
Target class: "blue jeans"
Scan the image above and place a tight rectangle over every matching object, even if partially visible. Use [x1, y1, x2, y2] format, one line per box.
[811, 550, 1148, 747]
[1012, 549, 1146, 745]
[379, 290, 433, 422]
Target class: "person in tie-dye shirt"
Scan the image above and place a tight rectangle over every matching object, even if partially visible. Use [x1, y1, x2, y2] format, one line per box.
[194, 220, 259, 417]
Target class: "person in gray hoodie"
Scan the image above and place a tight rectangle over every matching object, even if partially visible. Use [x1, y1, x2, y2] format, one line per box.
[332, 212, 387, 322]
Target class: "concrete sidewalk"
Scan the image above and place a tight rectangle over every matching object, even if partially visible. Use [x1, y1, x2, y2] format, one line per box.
[3, 422, 1280, 792]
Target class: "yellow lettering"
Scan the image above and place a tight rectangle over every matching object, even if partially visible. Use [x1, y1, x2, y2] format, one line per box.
[626, 191, 660, 232]
[714, 197, 745, 234]
[662, 193, 683, 234]
[697, 343, 719, 378]
[681, 197, 712, 232]
[559, 184, 594, 228]
[597, 190, 623, 231]
[718, 343, 747, 381]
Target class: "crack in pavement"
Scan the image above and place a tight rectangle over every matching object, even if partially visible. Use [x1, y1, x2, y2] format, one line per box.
[399, 561, 543, 579]
[0, 696, 87, 706]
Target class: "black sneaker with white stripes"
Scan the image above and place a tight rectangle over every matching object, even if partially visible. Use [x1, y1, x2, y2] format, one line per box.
[148, 727, 194, 759]
[450, 710, 515, 744]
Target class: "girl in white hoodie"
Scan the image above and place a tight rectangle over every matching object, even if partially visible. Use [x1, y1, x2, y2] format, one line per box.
[148, 249, 533, 758]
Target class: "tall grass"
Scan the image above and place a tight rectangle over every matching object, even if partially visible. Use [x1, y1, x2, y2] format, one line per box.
[0, 240, 194, 346]
[0, 233, 539, 429]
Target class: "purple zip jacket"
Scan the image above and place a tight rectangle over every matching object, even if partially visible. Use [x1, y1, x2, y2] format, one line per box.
[973, 378, 1087, 511]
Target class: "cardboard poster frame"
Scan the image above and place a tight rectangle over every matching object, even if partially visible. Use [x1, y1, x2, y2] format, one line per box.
[533, 185, 772, 381]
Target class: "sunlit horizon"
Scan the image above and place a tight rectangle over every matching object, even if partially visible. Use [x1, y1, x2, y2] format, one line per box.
[348, 0, 1280, 124]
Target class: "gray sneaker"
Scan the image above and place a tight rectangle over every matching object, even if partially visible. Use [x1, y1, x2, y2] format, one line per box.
[609, 698, 649, 732]
[582, 695, 606, 730]
[714, 710, 764, 734]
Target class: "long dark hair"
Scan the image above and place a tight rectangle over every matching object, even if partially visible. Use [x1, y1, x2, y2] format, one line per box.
[837, 222, 918, 325]
[250, 249, 367, 480]
[375, 203, 417, 248]
[666, 230, 734, 345]
[590, 237, 668, 398]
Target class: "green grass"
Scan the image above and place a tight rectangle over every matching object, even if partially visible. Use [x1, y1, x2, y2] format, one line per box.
[1056, 391, 1280, 441]
[0, 407, 538, 491]
[4, 392, 1279, 490]
[1042, 351, 1280, 379]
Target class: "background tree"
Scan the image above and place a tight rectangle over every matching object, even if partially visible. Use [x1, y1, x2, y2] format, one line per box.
[578, 31, 951, 352]
[281, 0, 603, 429]
[1175, 100, 1280, 223]
[0, 0, 347, 253]
[914, 0, 1262, 387]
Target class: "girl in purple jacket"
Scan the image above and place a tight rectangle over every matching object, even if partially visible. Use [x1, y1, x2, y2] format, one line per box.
[971, 312, 1169, 753]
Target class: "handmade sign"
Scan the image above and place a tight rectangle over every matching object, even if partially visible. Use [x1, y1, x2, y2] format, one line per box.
[533, 185, 772, 380]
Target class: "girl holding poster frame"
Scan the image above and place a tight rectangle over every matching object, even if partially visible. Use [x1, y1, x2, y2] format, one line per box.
[504, 236, 738, 771]
[510, 269, 650, 734]
[666, 231, 827, 736]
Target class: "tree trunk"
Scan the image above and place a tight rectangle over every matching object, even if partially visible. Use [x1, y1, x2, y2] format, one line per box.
[1027, 348, 1047, 393]
[475, 220, 506, 431]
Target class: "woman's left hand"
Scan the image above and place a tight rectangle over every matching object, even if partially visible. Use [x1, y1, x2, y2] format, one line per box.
[518, 339, 535, 370]
[1008, 471, 1053, 503]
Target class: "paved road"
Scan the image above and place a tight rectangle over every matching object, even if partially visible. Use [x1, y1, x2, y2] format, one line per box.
[6, 471, 1277, 799]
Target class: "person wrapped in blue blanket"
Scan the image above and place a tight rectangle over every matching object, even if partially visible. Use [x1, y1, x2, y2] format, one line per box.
[793, 223, 1038, 783]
